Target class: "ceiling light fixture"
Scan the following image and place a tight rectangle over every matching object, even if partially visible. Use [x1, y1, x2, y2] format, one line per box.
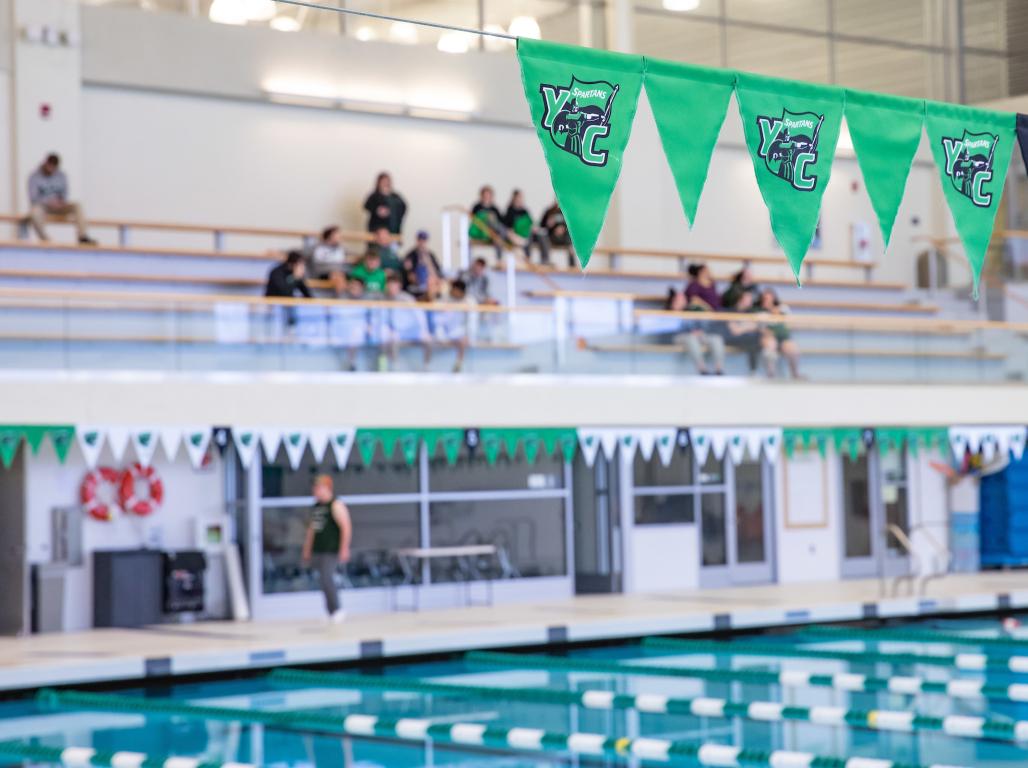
[436, 30, 472, 54]
[243, 0, 277, 21]
[208, 0, 248, 25]
[507, 16, 541, 39]
[389, 21, 418, 44]
[662, 0, 701, 11]
[269, 15, 301, 32]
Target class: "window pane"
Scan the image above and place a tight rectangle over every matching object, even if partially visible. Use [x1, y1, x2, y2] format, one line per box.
[734, 460, 766, 564]
[881, 450, 909, 554]
[633, 447, 694, 487]
[725, 0, 828, 32]
[842, 453, 872, 559]
[834, 1, 932, 45]
[634, 13, 722, 67]
[726, 26, 830, 83]
[429, 498, 566, 580]
[634, 493, 696, 525]
[963, 0, 1008, 52]
[835, 43, 946, 99]
[260, 503, 418, 594]
[429, 444, 564, 492]
[963, 53, 1010, 102]
[698, 452, 725, 485]
[261, 450, 418, 498]
[701, 494, 727, 566]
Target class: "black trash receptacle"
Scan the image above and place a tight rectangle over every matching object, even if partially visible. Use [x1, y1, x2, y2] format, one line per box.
[163, 551, 207, 614]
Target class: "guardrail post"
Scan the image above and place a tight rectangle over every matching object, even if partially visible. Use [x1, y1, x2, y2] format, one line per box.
[553, 295, 567, 369]
[927, 246, 938, 296]
[505, 254, 516, 338]
[458, 213, 470, 271]
[16, 218, 29, 240]
[609, 250, 620, 271]
[118, 225, 129, 248]
[805, 261, 815, 282]
[213, 230, 225, 252]
[441, 211, 452, 274]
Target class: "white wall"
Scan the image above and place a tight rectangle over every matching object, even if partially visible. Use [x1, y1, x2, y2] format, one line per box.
[25, 439, 224, 630]
[80, 85, 553, 250]
[629, 524, 699, 593]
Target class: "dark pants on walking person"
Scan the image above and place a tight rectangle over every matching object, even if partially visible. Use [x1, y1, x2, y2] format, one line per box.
[312, 552, 341, 614]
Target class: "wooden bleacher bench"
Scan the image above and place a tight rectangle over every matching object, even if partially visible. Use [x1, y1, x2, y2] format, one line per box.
[591, 246, 878, 282]
[0, 239, 279, 262]
[522, 289, 938, 316]
[0, 215, 390, 251]
[501, 262, 908, 291]
[586, 342, 1004, 362]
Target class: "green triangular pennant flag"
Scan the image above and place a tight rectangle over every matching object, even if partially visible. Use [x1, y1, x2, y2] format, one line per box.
[441, 431, 462, 466]
[845, 90, 924, 248]
[481, 432, 503, 466]
[22, 425, 47, 454]
[517, 38, 644, 267]
[925, 102, 1015, 298]
[523, 433, 542, 464]
[645, 59, 735, 226]
[558, 430, 578, 463]
[48, 426, 74, 464]
[0, 427, 22, 468]
[736, 74, 844, 282]
[502, 431, 521, 462]
[356, 431, 379, 466]
[399, 432, 420, 466]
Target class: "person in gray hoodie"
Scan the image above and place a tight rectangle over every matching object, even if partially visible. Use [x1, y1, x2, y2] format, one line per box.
[27, 154, 95, 245]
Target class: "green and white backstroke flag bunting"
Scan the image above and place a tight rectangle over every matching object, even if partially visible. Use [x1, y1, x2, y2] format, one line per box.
[517, 38, 643, 267]
[644, 60, 735, 227]
[845, 90, 924, 248]
[925, 102, 1015, 298]
[736, 73, 844, 282]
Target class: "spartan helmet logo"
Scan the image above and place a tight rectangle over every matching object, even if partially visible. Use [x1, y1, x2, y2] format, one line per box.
[756, 109, 824, 191]
[538, 75, 619, 167]
[941, 130, 998, 208]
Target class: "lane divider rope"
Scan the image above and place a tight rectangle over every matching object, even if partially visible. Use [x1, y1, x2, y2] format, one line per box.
[465, 651, 1028, 705]
[642, 636, 1028, 674]
[271, 668, 1028, 743]
[802, 625, 1028, 652]
[0, 739, 253, 768]
[37, 688, 973, 768]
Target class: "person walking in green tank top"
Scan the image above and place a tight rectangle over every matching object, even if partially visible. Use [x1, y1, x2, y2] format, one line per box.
[301, 474, 352, 623]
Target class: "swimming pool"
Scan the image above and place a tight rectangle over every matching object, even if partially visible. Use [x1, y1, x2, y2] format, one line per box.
[4, 615, 1028, 768]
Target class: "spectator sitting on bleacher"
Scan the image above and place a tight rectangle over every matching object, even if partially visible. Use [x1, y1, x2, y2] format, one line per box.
[27, 154, 96, 245]
[403, 230, 443, 297]
[459, 258, 497, 306]
[380, 273, 430, 370]
[265, 250, 313, 299]
[310, 225, 347, 296]
[363, 172, 407, 234]
[351, 250, 387, 294]
[431, 279, 471, 373]
[684, 263, 721, 310]
[666, 288, 724, 377]
[470, 185, 524, 264]
[758, 288, 801, 379]
[334, 276, 368, 372]
[724, 290, 777, 376]
[540, 200, 575, 268]
[366, 227, 403, 273]
[721, 267, 759, 309]
[504, 189, 550, 265]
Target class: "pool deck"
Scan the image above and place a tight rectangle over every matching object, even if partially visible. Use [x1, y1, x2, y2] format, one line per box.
[3, 572, 1027, 693]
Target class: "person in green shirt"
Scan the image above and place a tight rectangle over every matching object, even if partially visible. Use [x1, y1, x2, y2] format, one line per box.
[301, 474, 352, 623]
[350, 251, 387, 294]
[504, 189, 550, 265]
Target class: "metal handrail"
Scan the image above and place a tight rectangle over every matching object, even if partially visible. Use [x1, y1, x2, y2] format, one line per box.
[884, 523, 922, 597]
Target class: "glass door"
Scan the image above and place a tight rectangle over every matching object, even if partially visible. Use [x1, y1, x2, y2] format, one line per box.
[840, 449, 911, 578]
[572, 452, 622, 594]
[699, 456, 775, 587]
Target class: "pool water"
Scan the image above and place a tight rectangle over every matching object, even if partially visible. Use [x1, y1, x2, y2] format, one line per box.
[4, 615, 1028, 767]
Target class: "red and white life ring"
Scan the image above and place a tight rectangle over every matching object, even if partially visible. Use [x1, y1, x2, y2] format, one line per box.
[119, 462, 164, 516]
[80, 467, 123, 522]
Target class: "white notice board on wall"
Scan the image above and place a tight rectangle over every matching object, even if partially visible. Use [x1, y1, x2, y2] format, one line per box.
[784, 452, 829, 529]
